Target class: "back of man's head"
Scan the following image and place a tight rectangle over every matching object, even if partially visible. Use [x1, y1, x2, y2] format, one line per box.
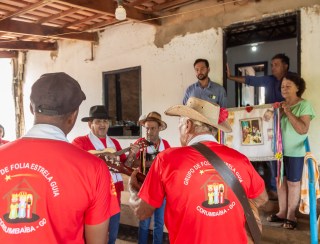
[272, 53, 290, 71]
[30, 72, 86, 116]
[194, 58, 209, 68]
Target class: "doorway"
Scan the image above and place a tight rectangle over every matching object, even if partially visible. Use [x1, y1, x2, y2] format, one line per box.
[224, 11, 300, 108]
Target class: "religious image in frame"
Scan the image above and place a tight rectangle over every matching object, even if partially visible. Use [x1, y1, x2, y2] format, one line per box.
[240, 118, 263, 145]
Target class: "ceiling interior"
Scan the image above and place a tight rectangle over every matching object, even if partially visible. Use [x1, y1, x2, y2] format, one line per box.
[0, 0, 210, 57]
[0, 0, 297, 57]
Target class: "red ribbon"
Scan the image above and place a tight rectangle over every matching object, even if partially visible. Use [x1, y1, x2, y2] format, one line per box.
[273, 102, 281, 109]
[218, 108, 228, 124]
[245, 106, 253, 113]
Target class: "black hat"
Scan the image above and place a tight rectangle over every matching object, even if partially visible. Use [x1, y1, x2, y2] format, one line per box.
[81, 105, 109, 122]
[30, 72, 86, 115]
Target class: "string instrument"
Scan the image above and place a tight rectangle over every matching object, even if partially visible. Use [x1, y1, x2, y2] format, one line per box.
[98, 155, 146, 183]
[89, 138, 150, 183]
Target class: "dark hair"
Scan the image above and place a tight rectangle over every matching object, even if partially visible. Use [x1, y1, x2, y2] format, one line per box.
[282, 72, 306, 97]
[272, 53, 290, 71]
[0, 124, 5, 138]
[194, 58, 209, 68]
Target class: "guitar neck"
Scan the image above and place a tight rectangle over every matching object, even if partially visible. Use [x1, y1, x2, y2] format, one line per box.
[113, 147, 131, 157]
[98, 155, 146, 183]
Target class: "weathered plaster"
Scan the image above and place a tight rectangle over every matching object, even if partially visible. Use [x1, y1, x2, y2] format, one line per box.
[153, 0, 320, 47]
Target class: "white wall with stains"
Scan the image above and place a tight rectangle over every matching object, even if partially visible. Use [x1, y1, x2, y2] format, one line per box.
[18, 4, 320, 159]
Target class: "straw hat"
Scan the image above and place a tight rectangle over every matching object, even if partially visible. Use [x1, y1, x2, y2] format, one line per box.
[138, 111, 167, 131]
[165, 97, 232, 133]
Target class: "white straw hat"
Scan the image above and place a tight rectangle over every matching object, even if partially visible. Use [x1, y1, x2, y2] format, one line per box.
[165, 97, 232, 133]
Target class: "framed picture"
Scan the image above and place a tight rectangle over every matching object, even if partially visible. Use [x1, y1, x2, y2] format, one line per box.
[224, 104, 276, 161]
[240, 118, 263, 145]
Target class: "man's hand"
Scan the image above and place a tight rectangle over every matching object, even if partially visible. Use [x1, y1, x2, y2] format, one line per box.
[226, 63, 231, 79]
[129, 168, 142, 193]
[130, 143, 140, 154]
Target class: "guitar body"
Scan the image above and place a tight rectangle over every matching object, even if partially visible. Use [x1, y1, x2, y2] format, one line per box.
[98, 155, 146, 183]
[88, 138, 150, 183]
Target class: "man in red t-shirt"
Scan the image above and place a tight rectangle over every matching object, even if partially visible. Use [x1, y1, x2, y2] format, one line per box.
[130, 112, 170, 244]
[129, 97, 268, 244]
[72, 105, 139, 244]
[0, 72, 119, 244]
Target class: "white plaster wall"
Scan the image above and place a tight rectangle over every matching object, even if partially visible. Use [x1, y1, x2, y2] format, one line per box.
[22, 5, 320, 160]
[24, 24, 223, 147]
[301, 6, 320, 159]
[0, 59, 15, 141]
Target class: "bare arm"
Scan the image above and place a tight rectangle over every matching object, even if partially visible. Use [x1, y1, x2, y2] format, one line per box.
[125, 144, 140, 167]
[85, 219, 109, 244]
[128, 169, 155, 220]
[251, 189, 268, 208]
[226, 63, 245, 83]
[282, 102, 311, 134]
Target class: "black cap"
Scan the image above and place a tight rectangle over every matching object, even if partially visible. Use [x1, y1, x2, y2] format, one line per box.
[30, 72, 86, 115]
[81, 105, 109, 122]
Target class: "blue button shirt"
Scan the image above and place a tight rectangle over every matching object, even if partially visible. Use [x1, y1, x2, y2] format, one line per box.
[183, 79, 227, 107]
[245, 75, 284, 104]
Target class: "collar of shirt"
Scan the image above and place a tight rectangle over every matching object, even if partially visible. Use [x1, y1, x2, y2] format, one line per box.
[187, 134, 217, 146]
[196, 79, 212, 88]
[23, 124, 68, 142]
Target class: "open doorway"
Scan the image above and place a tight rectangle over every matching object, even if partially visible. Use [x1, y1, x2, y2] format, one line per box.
[223, 11, 300, 108]
[235, 61, 268, 106]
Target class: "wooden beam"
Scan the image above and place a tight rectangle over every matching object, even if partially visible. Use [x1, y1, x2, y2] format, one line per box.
[63, 13, 104, 28]
[152, 0, 199, 12]
[0, 0, 53, 21]
[0, 50, 18, 58]
[57, 0, 155, 22]
[0, 41, 57, 51]
[0, 19, 98, 42]
[37, 7, 80, 24]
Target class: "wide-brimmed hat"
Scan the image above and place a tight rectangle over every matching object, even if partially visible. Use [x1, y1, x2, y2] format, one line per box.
[139, 111, 167, 131]
[164, 97, 232, 133]
[30, 72, 86, 115]
[81, 105, 109, 122]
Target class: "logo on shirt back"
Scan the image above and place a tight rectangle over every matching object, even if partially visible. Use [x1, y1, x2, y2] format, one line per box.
[0, 162, 60, 234]
[183, 160, 243, 217]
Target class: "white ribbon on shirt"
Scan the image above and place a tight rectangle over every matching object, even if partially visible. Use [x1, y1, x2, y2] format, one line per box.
[146, 138, 165, 153]
[188, 134, 217, 146]
[23, 124, 68, 142]
[88, 131, 123, 183]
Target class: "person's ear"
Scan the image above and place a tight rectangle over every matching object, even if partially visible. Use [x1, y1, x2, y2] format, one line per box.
[88, 120, 93, 129]
[185, 119, 194, 133]
[29, 103, 35, 115]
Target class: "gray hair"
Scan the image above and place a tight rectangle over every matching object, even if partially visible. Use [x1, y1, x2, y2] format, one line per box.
[181, 117, 217, 135]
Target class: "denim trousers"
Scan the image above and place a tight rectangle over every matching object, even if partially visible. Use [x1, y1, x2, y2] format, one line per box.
[108, 212, 120, 244]
[138, 199, 166, 244]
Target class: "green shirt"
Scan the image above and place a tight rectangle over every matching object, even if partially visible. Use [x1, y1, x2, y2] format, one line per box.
[281, 99, 315, 157]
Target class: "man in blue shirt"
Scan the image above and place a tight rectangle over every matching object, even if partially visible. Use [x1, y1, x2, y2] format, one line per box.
[227, 53, 290, 200]
[183, 58, 227, 107]
[227, 53, 289, 103]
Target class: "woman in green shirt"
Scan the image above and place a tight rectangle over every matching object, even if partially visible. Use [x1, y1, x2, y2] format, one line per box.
[267, 72, 315, 229]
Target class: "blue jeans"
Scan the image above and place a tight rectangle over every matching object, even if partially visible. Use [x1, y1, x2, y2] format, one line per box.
[138, 199, 166, 244]
[267, 161, 277, 191]
[108, 212, 120, 244]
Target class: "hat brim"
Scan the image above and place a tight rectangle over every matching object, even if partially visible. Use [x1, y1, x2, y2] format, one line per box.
[139, 118, 167, 131]
[165, 105, 232, 133]
[81, 115, 109, 122]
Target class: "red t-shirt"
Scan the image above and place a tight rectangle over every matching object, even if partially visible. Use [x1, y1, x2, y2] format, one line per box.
[72, 135, 125, 204]
[0, 138, 119, 243]
[0, 139, 9, 146]
[138, 141, 265, 244]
